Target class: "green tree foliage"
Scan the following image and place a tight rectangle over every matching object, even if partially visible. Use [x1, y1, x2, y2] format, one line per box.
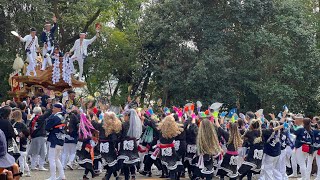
[0, 0, 145, 105]
[141, 0, 320, 114]
[0, 0, 319, 114]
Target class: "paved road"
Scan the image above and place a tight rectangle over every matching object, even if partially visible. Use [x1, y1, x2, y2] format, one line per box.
[22, 167, 178, 180]
[21, 169, 314, 180]
[20, 164, 315, 180]
[23, 169, 164, 180]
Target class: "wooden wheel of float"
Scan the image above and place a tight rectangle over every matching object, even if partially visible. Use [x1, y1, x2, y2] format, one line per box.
[8, 57, 85, 101]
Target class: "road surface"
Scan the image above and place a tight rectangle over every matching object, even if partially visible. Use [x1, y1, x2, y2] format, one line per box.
[21, 166, 312, 180]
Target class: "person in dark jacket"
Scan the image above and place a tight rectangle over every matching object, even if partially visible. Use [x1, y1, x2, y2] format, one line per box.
[118, 109, 142, 180]
[11, 109, 30, 177]
[28, 106, 49, 171]
[173, 114, 187, 179]
[157, 115, 184, 180]
[18, 102, 29, 126]
[44, 45, 64, 65]
[62, 110, 80, 170]
[45, 103, 66, 180]
[100, 112, 122, 180]
[312, 120, 320, 180]
[0, 106, 16, 153]
[91, 113, 103, 174]
[292, 118, 314, 180]
[216, 121, 243, 180]
[259, 120, 283, 180]
[41, 15, 58, 70]
[183, 117, 198, 179]
[76, 113, 99, 180]
[139, 115, 162, 178]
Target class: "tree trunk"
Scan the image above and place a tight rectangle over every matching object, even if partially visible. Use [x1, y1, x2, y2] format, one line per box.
[162, 87, 168, 107]
[112, 82, 120, 97]
[130, 75, 144, 97]
[140, 71, 151, 107]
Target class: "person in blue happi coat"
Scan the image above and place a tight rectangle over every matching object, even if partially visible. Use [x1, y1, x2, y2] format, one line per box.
[45, 103, 66, 180]
[41, 15, 58, 70]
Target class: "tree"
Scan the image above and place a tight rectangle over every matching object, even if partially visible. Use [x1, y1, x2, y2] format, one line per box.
[0, 0, 319, 115]
[0, 0, 145, 105]
[140, 0, 320, 114]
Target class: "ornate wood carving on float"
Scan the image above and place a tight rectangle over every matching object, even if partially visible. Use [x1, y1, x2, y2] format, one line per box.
[8, 55, 85, 101]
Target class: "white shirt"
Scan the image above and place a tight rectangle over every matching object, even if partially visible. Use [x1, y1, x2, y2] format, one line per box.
[20, 35, 39, 51]
[70, 36, 97, 58]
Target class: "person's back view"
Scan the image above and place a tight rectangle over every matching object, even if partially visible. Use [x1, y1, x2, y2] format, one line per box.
[28, 107, 50, 171]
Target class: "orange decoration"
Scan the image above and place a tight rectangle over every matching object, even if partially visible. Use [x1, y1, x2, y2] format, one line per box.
[190, 104, 195, 111]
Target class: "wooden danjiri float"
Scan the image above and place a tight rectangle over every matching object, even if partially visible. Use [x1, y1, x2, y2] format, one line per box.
[8, 55, 85, 101]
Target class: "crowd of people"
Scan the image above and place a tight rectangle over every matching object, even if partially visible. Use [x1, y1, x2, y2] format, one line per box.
[5, 9, 320, 180]
[0, 91, 320, 180]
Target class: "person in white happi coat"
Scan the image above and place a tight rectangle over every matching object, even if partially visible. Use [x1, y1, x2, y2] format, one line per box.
[17, 27, 40, 76]
[67, 32, 99, 81]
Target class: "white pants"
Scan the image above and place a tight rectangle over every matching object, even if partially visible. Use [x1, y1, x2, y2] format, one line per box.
[26, 51, 37, 76]
[314, 151, 320, 180]
[259, 154, 281, 180]
[307, 152, 315, 179]
[291, 148, 298, 176]
[304, 151, 320, 180]
[48, 144, 65, 180]
[61, 143, 77, 168]
[296, 147, 313, 180]
[275, 149, 288, 180]
[72, 55, 84, 79]
[41, 46, 52, 70]
[77, 57, 84, 79]
[31, 155, 46, 169]
[19, 151, 30, 174]
[285, 146, 292, 167]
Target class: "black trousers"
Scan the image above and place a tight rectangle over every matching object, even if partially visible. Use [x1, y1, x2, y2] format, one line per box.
[84, 168, 95, 177]
[122, 165, 136, 180]
[93, 159, 100, 171]
[239, 170, 253, 180]
[144, 154, 163, 172]
[104, 165, 118, 180]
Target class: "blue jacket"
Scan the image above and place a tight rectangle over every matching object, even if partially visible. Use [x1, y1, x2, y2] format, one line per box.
[46, 112, 65, 148]
[281, 130, 294, 149]
[41, 23, 57, 45]
[313, 130, 320, 150]
[294, 128, 313, 148]
[263, 129, 281, 157]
